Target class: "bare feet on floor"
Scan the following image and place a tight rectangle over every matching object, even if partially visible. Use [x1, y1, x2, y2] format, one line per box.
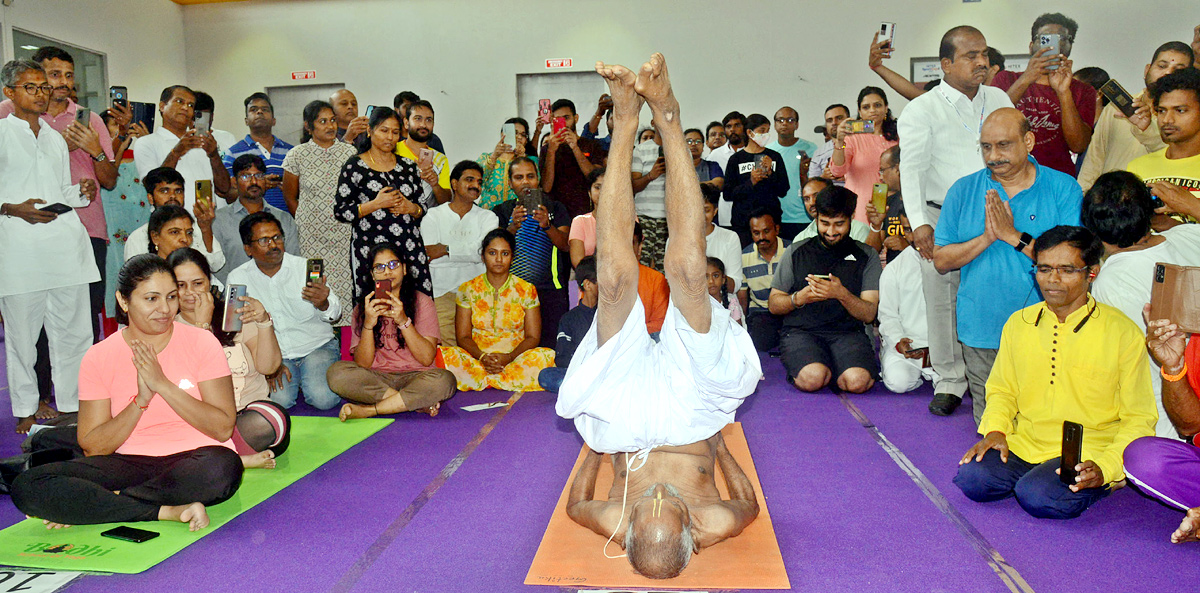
[26, 515, 71, 530]
[35, 401, 60, 420]
[338, 403, 375, 422]
[15, 416, 34, 434]
[241, 450, 276, 469]
[594, 61, 642, 119]
[160, 502, 209, 532]
[635, 53, 679, 124]
[416, 402, 441, 417]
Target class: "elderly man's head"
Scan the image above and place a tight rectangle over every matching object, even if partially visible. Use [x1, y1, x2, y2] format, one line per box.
[980, 108, 1035, 178]
[626, 483, 695, 579]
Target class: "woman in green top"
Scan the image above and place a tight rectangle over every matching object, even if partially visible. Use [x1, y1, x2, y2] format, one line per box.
[476, 117, 539, 210]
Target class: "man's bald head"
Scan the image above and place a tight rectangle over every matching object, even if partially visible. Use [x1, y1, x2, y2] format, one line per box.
[329, 89, 358, 128]
[980, 108, 1035, 177]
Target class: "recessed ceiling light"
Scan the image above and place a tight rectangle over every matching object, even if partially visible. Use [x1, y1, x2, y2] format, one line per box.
[20, 45, 39, 50]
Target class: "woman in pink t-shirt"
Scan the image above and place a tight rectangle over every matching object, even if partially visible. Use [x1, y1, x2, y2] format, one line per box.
[168, 248, 291, 471]
[10, 255, 242, 531]
[569, 167, 605, 267]
[327, 243, 456, 421]
[829, 86, 900, 224]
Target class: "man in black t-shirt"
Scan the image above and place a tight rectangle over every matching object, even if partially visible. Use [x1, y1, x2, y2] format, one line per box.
[768, 185, 882, 393]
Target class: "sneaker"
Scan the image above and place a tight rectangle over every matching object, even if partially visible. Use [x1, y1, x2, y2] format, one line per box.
[928, 393, 962, 416]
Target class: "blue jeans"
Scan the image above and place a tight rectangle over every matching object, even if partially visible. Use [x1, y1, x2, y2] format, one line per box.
[953, 449, 1109, 519]
[538, 367, 568, 393]
[272, 338, 341, 410]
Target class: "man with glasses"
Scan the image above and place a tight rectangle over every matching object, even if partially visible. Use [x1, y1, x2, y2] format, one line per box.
[932, 108, 1083, 424]
[228, 211, 341, 410]
[212, 155, 299, 284]
[124, 166, 224, 272]
[134, 85, 232, 210]
[955, 225, 1155, 520]
[0, 59, 98, 433]
[989, 13, 1097, 177]
[223, 93, 293, 212]
[768, 106, 818, 238]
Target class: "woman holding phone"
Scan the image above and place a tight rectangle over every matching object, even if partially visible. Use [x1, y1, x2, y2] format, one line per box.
[477, 117, 538, 210]
[167, 248, 290, 469]
[439, 229, 555, 391]
[100, 109, 152, 320]
[829, 86, 899, 224]
[334, 106, 433, 302]
[326, 243, 456, 420]
[10, 255, 243, 531]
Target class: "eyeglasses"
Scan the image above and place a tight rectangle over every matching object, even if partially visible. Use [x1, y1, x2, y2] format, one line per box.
[1034, 264, 1088, 276]
[7, 83, 53, 95]
[879, 164, 898, 173]
[372, 260, 403, 273]
[685, 139, 705, 146]
[238, 173, 266, 181]
[253, 234, 284, 247]
[774, 117, 798, 124]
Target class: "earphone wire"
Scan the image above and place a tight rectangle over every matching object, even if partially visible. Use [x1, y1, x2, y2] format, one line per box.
[602, 448, 652, 559]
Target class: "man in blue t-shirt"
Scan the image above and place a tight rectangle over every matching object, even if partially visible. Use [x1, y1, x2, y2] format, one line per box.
[932, 108, 1083, 424]
[767, 106, 819, 238]
[538, 256, 597, 393]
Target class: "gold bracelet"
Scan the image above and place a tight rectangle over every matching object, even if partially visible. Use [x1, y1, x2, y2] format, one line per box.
[1162, 363, 1188, 382]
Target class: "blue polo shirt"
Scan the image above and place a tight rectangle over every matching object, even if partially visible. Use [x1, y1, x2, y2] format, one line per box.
[223, 135, 294, 211]
[934, 157, 1082, 349]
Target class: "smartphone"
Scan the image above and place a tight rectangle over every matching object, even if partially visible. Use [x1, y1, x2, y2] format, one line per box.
[872, 183, 889, 215]
[848, 119, 876, 134]
[501, 122, 517, 150]
[195, 180, 213, 210]
[101, 526, 159, 544]
[306, 258, 324, 284]
[1099, 79, 1137, 118]
[810, 274, 832, 281]
[74, 107, 91, 126]
[552, 116, 567, 135]
[374, 279, 392, 298]
[1059, 420, 1084, 486]
[365, 105, 378, 119]
[1038, 34, 1061, 70]
[109, 86, 128, 108]
[538, 99, 551, 124]
[418, 147, 435, 169]
[194, 111, 212, 135]
[520, 187, 545, 214]
[222, 284, 248, 333]
[130, 101, 156, 133]
[878, 22, 896, 49]
[37, 203, 73, 215]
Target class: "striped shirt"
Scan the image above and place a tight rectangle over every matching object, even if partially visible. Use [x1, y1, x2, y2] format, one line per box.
[223, 134, 294, 211]
[740, 237, 790, 313]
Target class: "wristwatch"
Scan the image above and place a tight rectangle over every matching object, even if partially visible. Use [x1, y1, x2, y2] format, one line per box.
[92, 152, 108, 163]
[1014, 232, 1033, 252]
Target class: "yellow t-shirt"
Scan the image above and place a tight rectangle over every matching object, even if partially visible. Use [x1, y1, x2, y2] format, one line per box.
[395, 141, 450, 189]
[1127, 149, 1200, 222]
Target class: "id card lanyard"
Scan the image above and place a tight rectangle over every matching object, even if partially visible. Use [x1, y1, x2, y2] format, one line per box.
[940, 86, 986, 135]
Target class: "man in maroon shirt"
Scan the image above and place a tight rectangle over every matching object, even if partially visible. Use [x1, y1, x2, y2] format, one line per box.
[989, 13, 1096, 177]
[539, 98, 608, 217]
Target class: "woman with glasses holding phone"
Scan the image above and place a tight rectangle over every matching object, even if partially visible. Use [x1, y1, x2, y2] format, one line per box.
[829, 86, 899, 225]
[477, 117, 538, 210]
[439, 229, 555, 391]
[327, 243, 455, 420]
[167, 248, 290, 469]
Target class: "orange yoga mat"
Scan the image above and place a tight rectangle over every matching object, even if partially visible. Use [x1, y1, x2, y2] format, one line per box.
[525, 423, 790, 589]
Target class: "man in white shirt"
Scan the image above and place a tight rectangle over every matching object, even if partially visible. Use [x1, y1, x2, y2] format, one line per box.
[227, 212, 342, 411]
[1083, 170, 1200, 437]
[0, 60, 99, 433]
[133, 85, 232, 211]
[877, 212, 939, 393]
[631, 131, 668, 270]
[193, 91, 238, 154]
[123, 167, 224, 271]
[421, 161, 500, 346]
[701, 185, 743, 292]
[898, 25, 1013, 416]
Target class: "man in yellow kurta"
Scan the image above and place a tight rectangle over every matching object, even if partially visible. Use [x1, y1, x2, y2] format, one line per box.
[955, 225, 1157, 519]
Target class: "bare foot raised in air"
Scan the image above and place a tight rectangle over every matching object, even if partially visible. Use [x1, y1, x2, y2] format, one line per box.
[160, 502, 209, 532]
[15, 416, 35, 434]
[241, 450, 276, 469]
[26, 515, 71, 530]
[634, 53, 679, 124]
[35, 401, 60, 420]
[594, 61, 643, 120]
[339, 403, 375, 422]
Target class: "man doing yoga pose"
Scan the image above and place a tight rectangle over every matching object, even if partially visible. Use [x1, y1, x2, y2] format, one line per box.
[559, 54, 761, 580]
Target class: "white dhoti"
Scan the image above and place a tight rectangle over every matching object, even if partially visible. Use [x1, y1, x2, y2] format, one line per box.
[556, 295, 762, 454]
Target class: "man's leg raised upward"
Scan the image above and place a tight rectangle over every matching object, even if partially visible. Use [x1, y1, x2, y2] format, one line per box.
[638, 54, 711, 334]
[593, 62, 643, 347]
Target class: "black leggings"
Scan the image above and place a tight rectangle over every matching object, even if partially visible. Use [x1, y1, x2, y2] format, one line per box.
[10, 446, 243, 525]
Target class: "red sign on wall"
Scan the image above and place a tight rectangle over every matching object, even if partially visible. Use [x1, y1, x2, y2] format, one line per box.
[291, 71, 317, 80]
[545, 59, 573, 69]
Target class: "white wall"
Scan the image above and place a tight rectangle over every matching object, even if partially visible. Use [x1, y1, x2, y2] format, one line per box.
[176, 0, 1196, 163]
[0, 0, 187, 107]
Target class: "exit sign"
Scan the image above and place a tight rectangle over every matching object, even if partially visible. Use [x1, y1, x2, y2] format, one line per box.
[291, 71, 316, 80]
[545, 58, 573, 69]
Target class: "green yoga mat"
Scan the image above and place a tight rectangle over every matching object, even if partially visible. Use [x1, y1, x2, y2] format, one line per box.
[0, 416, 390, 574]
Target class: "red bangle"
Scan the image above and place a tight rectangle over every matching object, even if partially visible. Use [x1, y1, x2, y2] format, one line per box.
[137, 400, 150, 410]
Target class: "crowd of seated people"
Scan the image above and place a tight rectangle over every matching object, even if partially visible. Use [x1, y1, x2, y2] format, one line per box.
[1, 17, 1199, 540]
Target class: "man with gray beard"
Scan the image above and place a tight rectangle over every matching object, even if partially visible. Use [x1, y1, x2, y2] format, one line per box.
[930, 108, 1083, 425]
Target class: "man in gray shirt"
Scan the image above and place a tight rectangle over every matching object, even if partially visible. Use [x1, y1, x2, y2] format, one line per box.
[213, 154, 299, 283]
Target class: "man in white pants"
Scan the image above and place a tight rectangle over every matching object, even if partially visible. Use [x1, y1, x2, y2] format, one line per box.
[0, 60, 98, 433]
[877, 212, 939, 393]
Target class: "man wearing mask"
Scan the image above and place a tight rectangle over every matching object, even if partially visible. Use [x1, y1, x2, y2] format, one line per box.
[631, 125, 668, 271]
[724, 113, 789, 248]
[899, 25, 1013, 417]
[990, 13, 1097, 177]
[330, 89, 368, 145]
[395, 100, 450, 210]
[223, 93, 293, 212]
[769, 106, 818, 239]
